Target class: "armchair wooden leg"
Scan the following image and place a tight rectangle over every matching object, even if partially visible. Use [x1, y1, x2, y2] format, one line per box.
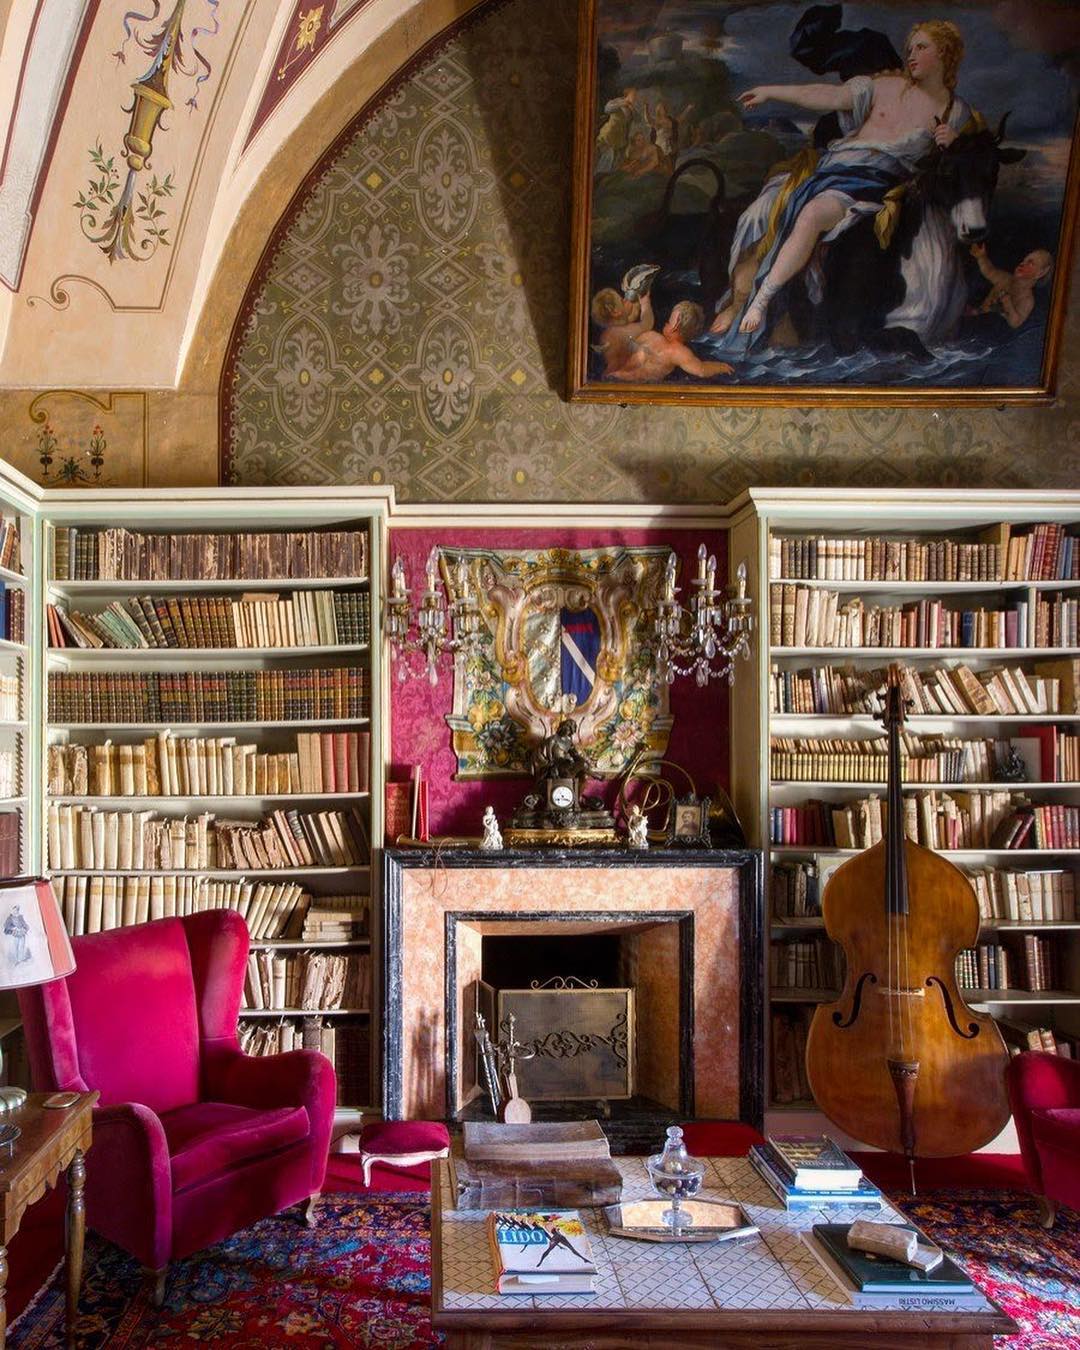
[303, 1193, 320, 1227]
[1038, 1196, 1057, 1230]
[142, 1265, 167, 1309]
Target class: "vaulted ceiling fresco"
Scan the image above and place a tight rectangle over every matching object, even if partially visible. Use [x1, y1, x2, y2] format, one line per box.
[0, 0, 1076, 498]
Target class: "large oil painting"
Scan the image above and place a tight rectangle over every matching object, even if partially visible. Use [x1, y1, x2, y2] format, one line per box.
[568, 1, 1080, 404]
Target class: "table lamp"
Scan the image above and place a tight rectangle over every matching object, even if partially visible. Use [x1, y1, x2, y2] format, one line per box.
[0, 878, 75, 1111]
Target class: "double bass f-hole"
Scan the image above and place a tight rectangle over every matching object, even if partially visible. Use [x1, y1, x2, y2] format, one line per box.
[925, 975, 980, 1039]
[832, 971, 877, 1029]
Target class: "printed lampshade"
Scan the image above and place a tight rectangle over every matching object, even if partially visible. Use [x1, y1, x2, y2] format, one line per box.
[0, 877, 75, 989]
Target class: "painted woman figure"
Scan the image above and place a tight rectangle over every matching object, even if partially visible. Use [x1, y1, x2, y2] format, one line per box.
[711, 21, 971, 348]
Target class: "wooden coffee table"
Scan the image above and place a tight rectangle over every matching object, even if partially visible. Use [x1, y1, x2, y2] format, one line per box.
[431, 1154, 1017, 1349]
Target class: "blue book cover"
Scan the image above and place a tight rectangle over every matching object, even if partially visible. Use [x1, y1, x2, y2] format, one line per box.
[748, 1146, 882, 1209]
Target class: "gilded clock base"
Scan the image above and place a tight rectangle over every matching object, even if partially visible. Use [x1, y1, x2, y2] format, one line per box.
[502, 827, 620, 848]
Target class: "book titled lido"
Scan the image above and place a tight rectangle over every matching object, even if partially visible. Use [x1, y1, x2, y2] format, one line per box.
[487, 1210, 597, 1294]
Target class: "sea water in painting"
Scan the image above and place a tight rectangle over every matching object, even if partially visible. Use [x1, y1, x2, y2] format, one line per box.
[585, 2, 1079, 394]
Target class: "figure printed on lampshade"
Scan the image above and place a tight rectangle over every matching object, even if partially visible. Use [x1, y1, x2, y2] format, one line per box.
[3, 903, 31, 966]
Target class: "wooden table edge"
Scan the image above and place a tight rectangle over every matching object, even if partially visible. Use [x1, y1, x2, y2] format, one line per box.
[428, 1160, 1019, 1338]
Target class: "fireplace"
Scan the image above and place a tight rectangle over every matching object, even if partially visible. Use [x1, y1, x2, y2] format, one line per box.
[382, 849, 763, 1144]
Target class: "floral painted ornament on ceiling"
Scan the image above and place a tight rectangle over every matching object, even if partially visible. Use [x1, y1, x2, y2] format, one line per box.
[444, 546, 673, 779]
[76, 0, 221, 263]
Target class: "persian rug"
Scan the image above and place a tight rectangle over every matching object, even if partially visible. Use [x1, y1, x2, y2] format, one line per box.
[9, 1188, 1078, 1347]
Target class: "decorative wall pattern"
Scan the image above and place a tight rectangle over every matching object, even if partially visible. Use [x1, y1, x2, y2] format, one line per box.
[224, 0, 1080, 501]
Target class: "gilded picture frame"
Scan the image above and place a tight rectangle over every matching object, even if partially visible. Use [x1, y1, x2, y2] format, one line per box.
[568, 0, 1080, 406]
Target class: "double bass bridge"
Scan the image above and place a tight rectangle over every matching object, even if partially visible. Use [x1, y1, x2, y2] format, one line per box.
[879, 985, 926, 998]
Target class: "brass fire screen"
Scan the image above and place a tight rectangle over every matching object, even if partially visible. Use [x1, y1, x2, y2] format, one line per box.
[492, 978, 634, 1100]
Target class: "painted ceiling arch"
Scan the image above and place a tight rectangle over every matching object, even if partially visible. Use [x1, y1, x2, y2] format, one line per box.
[0, 0, 486, 389]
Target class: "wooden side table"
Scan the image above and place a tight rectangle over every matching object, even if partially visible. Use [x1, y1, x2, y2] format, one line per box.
[0, 1092, 97, 1348]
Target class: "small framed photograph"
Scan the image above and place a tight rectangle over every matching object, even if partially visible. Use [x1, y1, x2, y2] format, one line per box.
[668, 795, 711, 848]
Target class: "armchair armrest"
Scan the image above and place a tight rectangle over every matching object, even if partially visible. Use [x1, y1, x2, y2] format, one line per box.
[1006, 1052, 1080, 1195]
[1007, 1050, 1080, 1112]
[202, 1044, 337, 1192]
[88, 1102, 173, 1271]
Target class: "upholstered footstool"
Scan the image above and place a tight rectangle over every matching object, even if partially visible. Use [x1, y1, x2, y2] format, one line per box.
[359, 1120, 450, 1186]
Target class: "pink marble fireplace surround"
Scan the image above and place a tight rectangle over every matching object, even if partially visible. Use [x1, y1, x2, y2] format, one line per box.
[382, 849, 763, 1128]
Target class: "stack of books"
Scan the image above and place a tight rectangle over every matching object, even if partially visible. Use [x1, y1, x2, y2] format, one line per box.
[487, 1209, 597, 1294]
[748, 1135, 882, 1209]
[804, 1222, 981, 1310]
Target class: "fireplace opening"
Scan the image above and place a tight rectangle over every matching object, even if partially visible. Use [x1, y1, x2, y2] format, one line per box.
[448, 912, 694, 1150]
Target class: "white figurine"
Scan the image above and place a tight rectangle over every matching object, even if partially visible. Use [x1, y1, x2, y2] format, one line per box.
[627, 803, 649, 850]
[480, 805, 503, 851]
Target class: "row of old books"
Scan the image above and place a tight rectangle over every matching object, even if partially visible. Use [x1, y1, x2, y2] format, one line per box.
[237, 1017, 370, 1106]
[48, 589, 370, 651]
[768, 733, 1078, 784]
[53, 526, 368, 582]
[1035, 594, 1079, 648]
[770, 659, 1077, 717]
[53, 874, 304, 936]
[969, 867, 1076, 921]
[770, 532, 1006, 583]
[997, 1017, 1078, 1058]
[772, 860, 822, 918]
[46, 802, 371, 870]
[48, 668, 369, 723]
[773, 858, 1077, 923]
[48, 730, 370, 797]
[770, 1007, 813, 1104]
[0, 810, 19, 874]
[301, 896, 369, 941]
[242, 950, 371, 1011]
[0, 517, 21, 574]
[770, 524, 1079, 583]
[0, 583, 24, 643]
[955, 936, 1056, 991]
[771, 586, 1030, 651]
[0, 675, 18, 720]
[770, 936, 841, 992]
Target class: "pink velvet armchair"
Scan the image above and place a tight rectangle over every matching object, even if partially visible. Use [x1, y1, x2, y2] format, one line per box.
[1006, 1050, 1080, 1229]
[18, 909, 336, 1304]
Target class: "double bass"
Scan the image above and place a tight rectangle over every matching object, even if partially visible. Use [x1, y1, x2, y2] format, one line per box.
[806, 666, 1010, 1189]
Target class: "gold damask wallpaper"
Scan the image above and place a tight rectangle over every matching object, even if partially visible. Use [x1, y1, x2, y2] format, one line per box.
[223, 0, 1080, 501]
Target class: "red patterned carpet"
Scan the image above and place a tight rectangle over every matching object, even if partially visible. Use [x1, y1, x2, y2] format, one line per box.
[7, 1157, 1079, 1348]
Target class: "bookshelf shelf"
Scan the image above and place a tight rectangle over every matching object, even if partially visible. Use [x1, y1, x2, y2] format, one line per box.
[0, 639, 27, 654]
[0, 567, 26, 587]
[968, 990, 1080, 1005]
[49, 866, 369, 878]
[730, 491, 1080, 1136]
[51, 719, 371, 731]
[0, 721, 27, 729]
[772, 714, 1080, 725]
[770, 845, 1079, 857]
[770, 578, 1080, 593]
[51, 793, 372, 805]
[239, 1008, 370, 1017]
[772, 647, 1075, 658]
[770, 780, 1077, 791]
[47, 644, 369, 661]
[249, 939, 370, 951]
[49, 577, 371, 594]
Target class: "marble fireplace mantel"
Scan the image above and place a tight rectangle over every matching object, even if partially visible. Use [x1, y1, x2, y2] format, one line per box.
[381, 848, 764, 1129]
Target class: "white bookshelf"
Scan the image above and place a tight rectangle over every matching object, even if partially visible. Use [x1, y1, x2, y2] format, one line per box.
[729, 489, 1080, 1147]
[0, 467, 393, 1116]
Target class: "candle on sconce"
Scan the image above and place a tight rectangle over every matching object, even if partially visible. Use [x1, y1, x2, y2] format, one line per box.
[455, 556, 468, 597]
[696, 542, 708, 582]
[425, 546, 439, 593]
[391, 556, 407, 598]
[706, 554, 717, 591]
[736, 561, 748, 600]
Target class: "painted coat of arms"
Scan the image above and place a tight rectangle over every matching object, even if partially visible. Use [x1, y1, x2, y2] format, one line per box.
[444, 546, 673, 779]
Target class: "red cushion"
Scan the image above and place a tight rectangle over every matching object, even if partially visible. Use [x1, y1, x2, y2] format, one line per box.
[360, 1120, 450, 1156]
[679, 1121, 766, 1157]
[1032, 1107, 1080, 1155]
[161, 1100, 310, 1193]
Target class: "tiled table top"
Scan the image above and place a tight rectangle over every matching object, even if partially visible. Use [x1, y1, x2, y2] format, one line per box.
[433, 1154, 997, 1316]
